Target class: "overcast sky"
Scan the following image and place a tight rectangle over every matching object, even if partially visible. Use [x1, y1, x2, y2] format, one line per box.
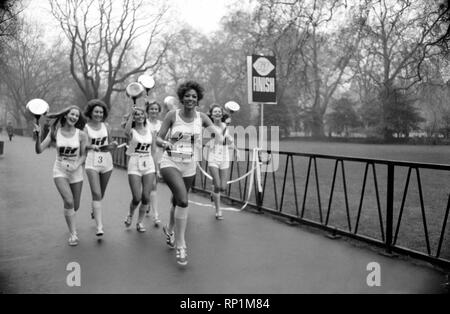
[24, 0, 255, 35]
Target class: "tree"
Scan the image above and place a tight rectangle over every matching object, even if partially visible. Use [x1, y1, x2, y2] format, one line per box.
[358, 99, 383, 130]
[0, 0, 22, 52]
[439, 108, 450, 138]
[325, 97, 361, 136]
[162, 26, 210, 87]
[49, 0, 170, 109]
[382, 88, 425, 138]
[0, 20, 78, 129]
[254, 0, 370, 138]
[159, 11, 259, 127]
[357, 0, 445, 139]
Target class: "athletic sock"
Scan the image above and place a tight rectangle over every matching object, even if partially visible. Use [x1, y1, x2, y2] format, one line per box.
[137, 203, 148, 224]
[174, 206, 189, 249]
[64, 208, 76, 235]
[92, 201, 102, 228]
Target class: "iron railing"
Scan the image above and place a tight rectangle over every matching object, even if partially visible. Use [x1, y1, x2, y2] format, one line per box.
[111, 137, 450, 269]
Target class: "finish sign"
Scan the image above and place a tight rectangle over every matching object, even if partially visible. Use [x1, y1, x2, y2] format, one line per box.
[247, 55, 277, 104]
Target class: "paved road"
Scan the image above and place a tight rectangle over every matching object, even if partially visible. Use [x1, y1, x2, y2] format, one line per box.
[0, 135, 447, 293]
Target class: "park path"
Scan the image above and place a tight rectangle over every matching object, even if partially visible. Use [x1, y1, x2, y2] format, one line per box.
[0, 134, 447, 294]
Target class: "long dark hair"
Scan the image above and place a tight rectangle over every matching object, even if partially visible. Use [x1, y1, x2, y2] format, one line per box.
[46, 105, 86, 141]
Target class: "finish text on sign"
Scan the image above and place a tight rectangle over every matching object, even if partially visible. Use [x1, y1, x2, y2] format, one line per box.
[253, 77, 275, 93]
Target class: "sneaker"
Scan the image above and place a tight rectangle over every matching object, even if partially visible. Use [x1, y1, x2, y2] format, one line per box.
[124, 215, 132, 228]
[162, 225, 175, 249]
[215, 212, 224, 220]
[176, 247, 188, 266]
[68, 234, 78, 246]
[96, 226, 104, 237]
[136, 223, 146, 233]
[153, 215, 161, 227]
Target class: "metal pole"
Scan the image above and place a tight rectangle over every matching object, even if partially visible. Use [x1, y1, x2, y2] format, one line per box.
[386, 163, 395, 254]
[260, 103, 264, 148]
[256, 103, 264, 213]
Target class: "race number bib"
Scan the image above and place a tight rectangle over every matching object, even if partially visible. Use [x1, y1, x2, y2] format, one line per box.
[214, 145, 224, 157]
[138, 155, 151, 171]
[93, 152, 106, 167]
[172, 144, 193, 163]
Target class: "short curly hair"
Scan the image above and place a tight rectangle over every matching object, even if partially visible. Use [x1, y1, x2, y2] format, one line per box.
[177, 81, 204, 103]
[84, 99, 109, 121]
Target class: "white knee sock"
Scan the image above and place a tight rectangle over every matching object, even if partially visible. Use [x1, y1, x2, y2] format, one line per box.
[174, 206, 189, 249]
[212, 192, 221, 214]
[64, 208, 76, 235]
[138, 203, 148, 224]
[150, 191, 158, 218]
[92, 201, 102, 228]
[168, 203, 175, 232]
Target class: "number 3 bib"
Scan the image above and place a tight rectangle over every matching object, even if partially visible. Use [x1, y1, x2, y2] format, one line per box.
[93, 152, 107, 167]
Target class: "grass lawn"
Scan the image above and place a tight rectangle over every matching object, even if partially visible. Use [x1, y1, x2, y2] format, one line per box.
[196, 140, 450, 262]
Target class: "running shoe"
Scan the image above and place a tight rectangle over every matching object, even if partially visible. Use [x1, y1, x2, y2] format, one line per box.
[136, 223, 147, 233]
[68, 234, 78, 246]
[162, 225, 175, 249]
[124, 215, 132, 228]
[176, 247, 188, 266]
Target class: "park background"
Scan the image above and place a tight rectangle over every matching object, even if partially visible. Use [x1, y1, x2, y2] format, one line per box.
[0, 0, 450, 145]
[0, 0, 450, 271]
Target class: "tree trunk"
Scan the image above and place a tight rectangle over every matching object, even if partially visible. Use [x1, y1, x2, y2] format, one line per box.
[311, 116, 325, 139]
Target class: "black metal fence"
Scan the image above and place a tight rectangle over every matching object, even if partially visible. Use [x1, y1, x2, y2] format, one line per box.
[111, 137, 450, 269]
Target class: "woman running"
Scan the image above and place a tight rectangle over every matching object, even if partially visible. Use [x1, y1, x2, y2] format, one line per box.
[33, 106, 87, 246]
[123, 105, 156, 233]
[206, 104, 237, 220]
[156, 81, 223, 266]
[145, 101, 163, 226]
[83, 99, 117, 237]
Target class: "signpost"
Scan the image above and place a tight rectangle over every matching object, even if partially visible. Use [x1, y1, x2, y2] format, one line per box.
[247, 54, 277, 147]
[247, 54, 277, 213]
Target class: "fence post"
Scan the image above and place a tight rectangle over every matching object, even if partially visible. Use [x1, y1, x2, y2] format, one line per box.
[385, 163, 395, 255]
[256, 190, 263, 213]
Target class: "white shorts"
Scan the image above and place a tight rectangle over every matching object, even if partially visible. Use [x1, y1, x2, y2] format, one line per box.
[159, 154, 197, 178]
[207, 146, 230, 170]
[127, 154, 156, 177]
[53, 159, 84, 184]
[85, 151, 113, 174]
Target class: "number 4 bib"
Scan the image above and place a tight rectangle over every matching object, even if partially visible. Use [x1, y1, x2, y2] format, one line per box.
[138, 155, 151, 171]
